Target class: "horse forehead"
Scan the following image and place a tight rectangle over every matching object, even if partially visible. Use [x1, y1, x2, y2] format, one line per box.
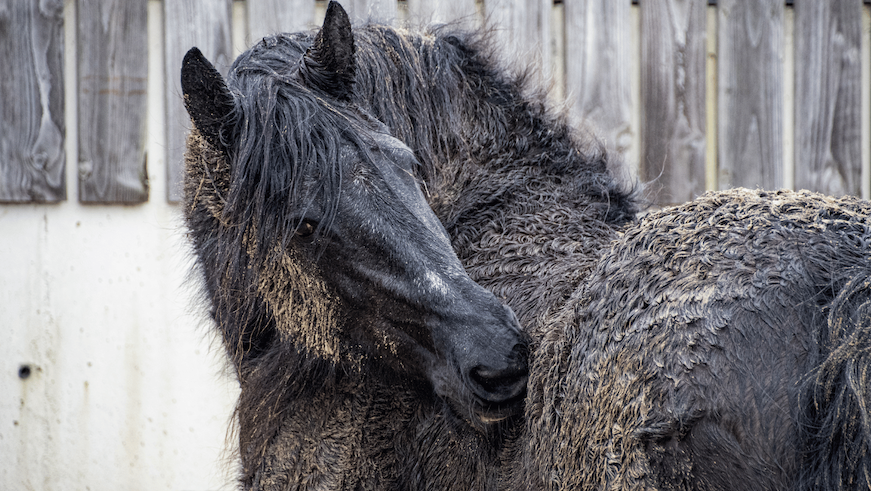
[344, 135, 415, 194]
[341, 134, 456, 254]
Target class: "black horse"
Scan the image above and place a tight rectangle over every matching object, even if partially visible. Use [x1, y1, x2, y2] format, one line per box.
[183, 2, 636, 489]
[182, 4, 533, 487]
[517, 188, 871, 491]
[183, 2, 871, 490]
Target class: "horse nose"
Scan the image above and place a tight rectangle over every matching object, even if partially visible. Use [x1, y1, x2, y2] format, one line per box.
[468, 343, 529, 404]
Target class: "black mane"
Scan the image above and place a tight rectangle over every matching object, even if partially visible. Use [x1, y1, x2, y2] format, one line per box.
[223, 38, 374, 258]
[251, 22, 638, 224]
[247, 24, 639, 334]
[352, 24, 638, 225]
[184, 12, 641, 490]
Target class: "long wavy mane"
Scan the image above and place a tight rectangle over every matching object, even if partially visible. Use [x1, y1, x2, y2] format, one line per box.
[352, 25, 638, 223]
[249, 23, 638, 335]
[184, 13, 642, 489]
[258, 23, 637, 222]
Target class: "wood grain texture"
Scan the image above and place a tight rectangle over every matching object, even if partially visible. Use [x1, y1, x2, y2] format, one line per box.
[717, 0, 783, 190]
[406, 0, 478, 27]
[640, 0, 707, 205]
[77, 0, 148, 203]
[164, 0, 232, 202]
[484, 0, 552, 82]
[246, 0, 316, 44]
[345, 0, 398, 25]
[794, 0, 862, 197]
[0, 0, 65, 202]
[563, 0, 633, 160]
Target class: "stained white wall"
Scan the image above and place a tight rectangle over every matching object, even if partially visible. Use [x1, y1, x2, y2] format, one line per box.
[0, 1, 240, 490]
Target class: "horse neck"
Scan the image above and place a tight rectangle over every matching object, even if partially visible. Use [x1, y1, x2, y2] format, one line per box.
[238, 359, 514, 490]
[355, 26, 634, 339]
[416, 92, 625, 340]
[434, 156, 625, 340]
[236, 351, 427, 490]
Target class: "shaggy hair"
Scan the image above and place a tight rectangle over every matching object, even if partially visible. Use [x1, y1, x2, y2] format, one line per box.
[185, 16, 638, 490]
[352, 25, 639, 336]
[517, 188, 871, 490]
[245, 24, 640, 338]
[185, 10, 871, 489]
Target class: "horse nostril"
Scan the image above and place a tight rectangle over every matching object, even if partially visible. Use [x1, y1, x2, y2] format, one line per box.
[470, 366, 528, 402]
[468, 345, 529, 404]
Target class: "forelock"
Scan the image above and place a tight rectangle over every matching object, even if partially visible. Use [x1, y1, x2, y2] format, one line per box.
[219, 35, 378, 262]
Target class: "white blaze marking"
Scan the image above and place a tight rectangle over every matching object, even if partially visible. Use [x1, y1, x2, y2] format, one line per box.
[425, 271, 449, 296]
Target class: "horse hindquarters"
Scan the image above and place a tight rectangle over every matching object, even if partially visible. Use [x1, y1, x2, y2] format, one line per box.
[798, 274, 871, 491]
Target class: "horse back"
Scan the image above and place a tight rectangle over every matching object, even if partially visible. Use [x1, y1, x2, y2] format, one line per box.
[537, 189, 871, 490]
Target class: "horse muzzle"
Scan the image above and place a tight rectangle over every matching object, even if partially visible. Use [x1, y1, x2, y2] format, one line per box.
[437, 304, 530, 426]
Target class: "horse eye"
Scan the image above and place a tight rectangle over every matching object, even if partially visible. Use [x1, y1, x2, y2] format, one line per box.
[296, 220, 317, 239]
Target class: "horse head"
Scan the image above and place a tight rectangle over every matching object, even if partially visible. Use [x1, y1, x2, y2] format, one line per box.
[181, 1, 528, 426]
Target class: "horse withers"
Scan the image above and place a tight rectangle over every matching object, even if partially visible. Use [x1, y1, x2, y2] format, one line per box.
[181, 3, 527, 487]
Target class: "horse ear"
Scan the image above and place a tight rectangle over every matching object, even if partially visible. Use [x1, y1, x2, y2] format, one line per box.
[181, 47, 235, 149]
[301, 1, 356, 100]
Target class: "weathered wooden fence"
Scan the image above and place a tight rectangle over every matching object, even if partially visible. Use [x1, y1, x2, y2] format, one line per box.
[2, 0, 869, 206]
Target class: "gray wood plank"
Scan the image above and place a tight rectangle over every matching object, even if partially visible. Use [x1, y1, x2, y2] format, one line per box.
[640, 0, 707, 205]
[164, 0, 233, 202]
[0, 0, 65, 202]
[345, 0, 398, 25]
[794, 0, 862, 197]
[563, 0, 633, 160]
[717, 0, 783, 190]
[484, 0, 551, 82]
[77, 0, 148, 203]
[246, 0, 316, 44]
[406, 0, 478, 27]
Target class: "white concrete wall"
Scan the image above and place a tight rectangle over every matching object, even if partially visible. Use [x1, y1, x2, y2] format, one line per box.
[1, 1, 239, 490]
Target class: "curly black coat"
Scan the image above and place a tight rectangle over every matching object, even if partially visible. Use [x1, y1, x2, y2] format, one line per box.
[183, 8, 636, 489]
[518, 189, 871, 491]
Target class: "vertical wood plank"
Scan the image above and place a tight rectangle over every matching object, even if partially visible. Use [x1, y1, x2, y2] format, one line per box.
[717, 0, 783, 190]
[794, 0, 862, 197]
[246, 0, 316, 44]
[345, 0, 398, 25]
[862, 5, 870, 200]
[0, 0, 65, 202]
[640, 0, 707, 205]
[164, 0, 232, 202]
[77, 0, 148, 203]
[563, 0, 633, 160]
[782, 6, 794, 190]
[550, 2, 566, 101]
[484, 0, 551, 82]
[704, 4, 718, 191]
[406, 0, 478, 27]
